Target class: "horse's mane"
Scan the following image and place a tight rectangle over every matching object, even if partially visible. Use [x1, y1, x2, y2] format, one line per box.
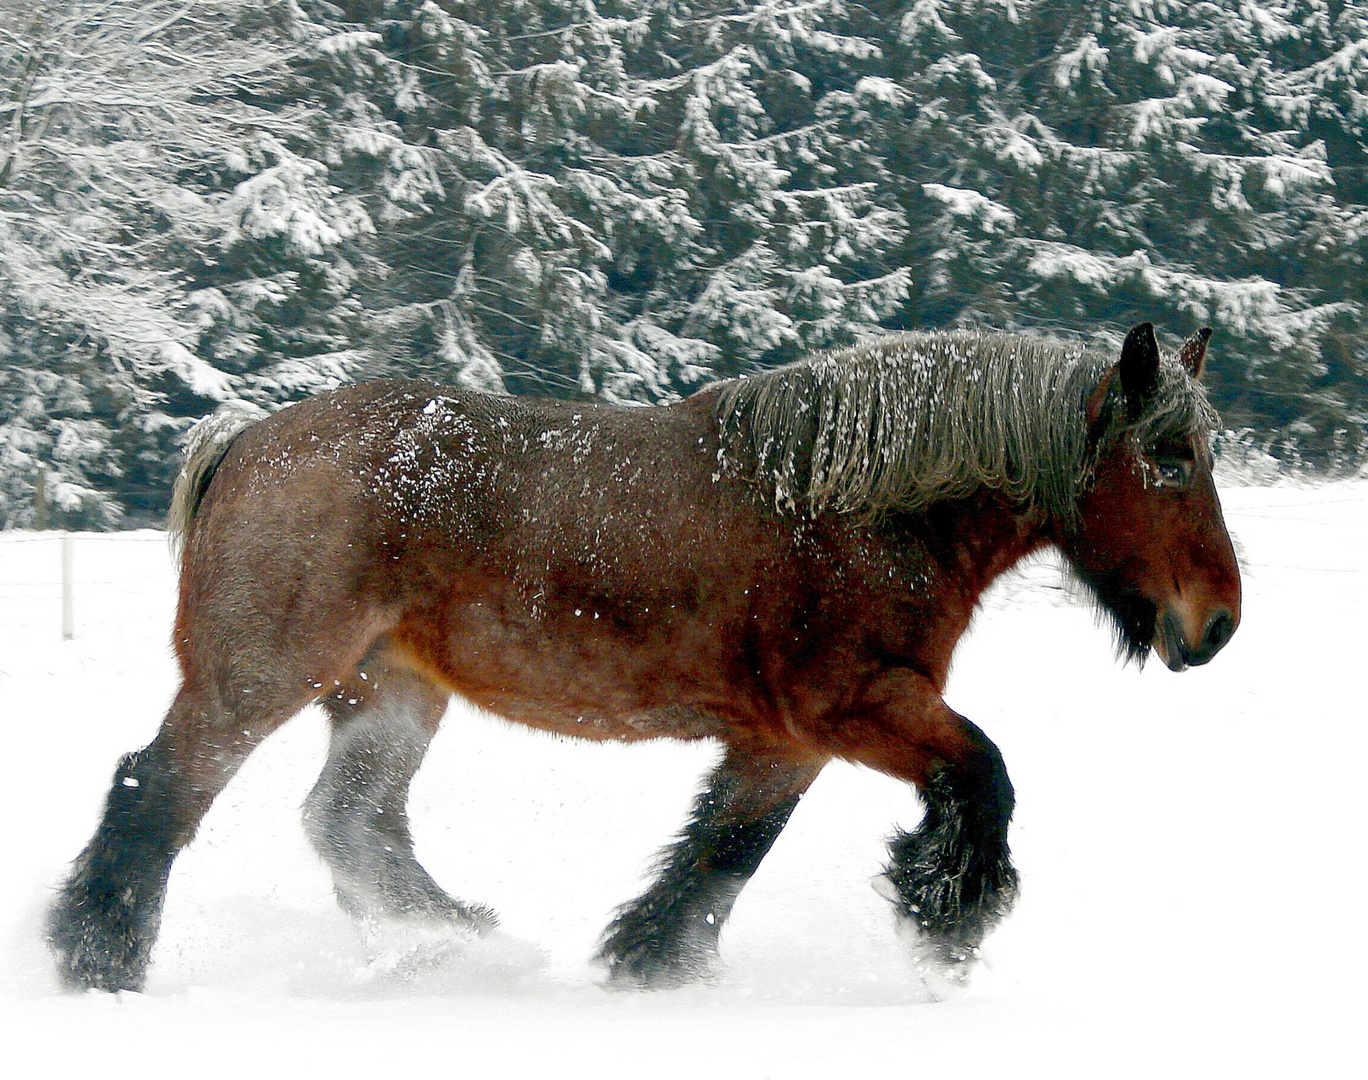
[716, 330, 1217, 523]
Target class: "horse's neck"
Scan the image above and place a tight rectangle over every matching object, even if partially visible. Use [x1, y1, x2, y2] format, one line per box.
[897, 491, 1054, 605]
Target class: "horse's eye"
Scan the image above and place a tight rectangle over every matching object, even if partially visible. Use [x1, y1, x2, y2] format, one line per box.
[1150, 458, 1192, 490]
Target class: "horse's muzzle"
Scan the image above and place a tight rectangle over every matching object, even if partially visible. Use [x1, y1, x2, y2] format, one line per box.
[1156, 607, 1237, 672]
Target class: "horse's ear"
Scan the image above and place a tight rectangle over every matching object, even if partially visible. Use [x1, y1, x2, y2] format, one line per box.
[1119, 322, 1160, 416]
[1178, 326, 1212, 380]
[1085, 366, 1118, 427]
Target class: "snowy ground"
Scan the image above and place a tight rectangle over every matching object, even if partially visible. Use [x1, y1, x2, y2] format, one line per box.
[1, 482, 1364, 1077]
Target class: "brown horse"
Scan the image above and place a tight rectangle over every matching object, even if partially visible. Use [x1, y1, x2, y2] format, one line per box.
[48, 322, 1240, 992]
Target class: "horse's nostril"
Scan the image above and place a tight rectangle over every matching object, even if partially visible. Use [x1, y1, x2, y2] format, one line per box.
[1203, 609, 1235, 655]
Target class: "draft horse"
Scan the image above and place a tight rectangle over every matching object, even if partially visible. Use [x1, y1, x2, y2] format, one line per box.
[49, 322, 1241, 992]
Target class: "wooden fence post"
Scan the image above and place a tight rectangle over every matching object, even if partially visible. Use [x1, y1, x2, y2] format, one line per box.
[61, 533, 74, 641]
[35, 466, 48, 530]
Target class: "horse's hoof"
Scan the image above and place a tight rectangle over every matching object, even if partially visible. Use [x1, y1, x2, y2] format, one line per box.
[46, 875, 162, 993]
[600, 944, 718, 991]
[47, 919, 150, 993]
[911, 953, 974, 1003]
[883, 901, 981, 1000]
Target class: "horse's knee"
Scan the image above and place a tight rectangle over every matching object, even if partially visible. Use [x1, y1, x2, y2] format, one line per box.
[926, 723, 1015, 838]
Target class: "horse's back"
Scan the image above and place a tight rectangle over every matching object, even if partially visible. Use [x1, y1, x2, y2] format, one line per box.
[190, 378, 723, 557]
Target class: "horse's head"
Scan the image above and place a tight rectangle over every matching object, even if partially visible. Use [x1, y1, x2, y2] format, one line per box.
[1061, 323, 1241, 672]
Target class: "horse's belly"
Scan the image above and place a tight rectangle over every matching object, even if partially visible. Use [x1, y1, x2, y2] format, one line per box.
[382, 632, 737, 743]
[483, 701, 729, 743]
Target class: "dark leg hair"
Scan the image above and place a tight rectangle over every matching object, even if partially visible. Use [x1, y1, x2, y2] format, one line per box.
[881, 725, 1018, 970]
[47, 685, 278, 991]
[47, 737, 183, 991]
[303, 661, 493, 931]
[599, 746, 823, 987]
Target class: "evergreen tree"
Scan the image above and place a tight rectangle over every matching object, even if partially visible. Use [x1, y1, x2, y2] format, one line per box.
[349, 0, 909, 401]
[887, 0, 1368, 458]
[0, 0, 428, 525]
[4, 0, 1368, 528]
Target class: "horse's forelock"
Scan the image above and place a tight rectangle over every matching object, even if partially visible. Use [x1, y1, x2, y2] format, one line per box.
[1128, 355, 1220, 452]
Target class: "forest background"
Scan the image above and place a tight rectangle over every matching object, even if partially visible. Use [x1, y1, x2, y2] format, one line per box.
[2, 0, 1365, 528]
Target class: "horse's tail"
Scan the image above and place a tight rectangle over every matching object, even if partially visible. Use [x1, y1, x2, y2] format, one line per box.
[167, 404, 267, 566]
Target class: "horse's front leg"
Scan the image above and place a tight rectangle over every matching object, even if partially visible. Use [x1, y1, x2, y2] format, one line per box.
[599, 746, 824, 988]
[831, 670, 1018, 982]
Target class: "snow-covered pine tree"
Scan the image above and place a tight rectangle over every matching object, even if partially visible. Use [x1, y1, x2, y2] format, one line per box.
[351, 0, 909, 402]
[1252, 0, 1368, 463]
[6, 0, 1367, 528]
[0, 0, 433, 526]
[1, 0, 239, 526]
[889, 0, 1367, 460]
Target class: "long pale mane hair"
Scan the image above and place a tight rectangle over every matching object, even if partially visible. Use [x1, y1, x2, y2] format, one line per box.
[716, 330, 1216, 523]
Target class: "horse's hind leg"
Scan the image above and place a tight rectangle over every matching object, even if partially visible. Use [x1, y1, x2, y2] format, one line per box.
[47, 682, 298, 991]
[303, 658, 494, 940]
[599, 745, 823, 988]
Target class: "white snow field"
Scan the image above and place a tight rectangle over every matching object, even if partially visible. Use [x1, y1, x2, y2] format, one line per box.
[1, 482, 1364, 1077]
